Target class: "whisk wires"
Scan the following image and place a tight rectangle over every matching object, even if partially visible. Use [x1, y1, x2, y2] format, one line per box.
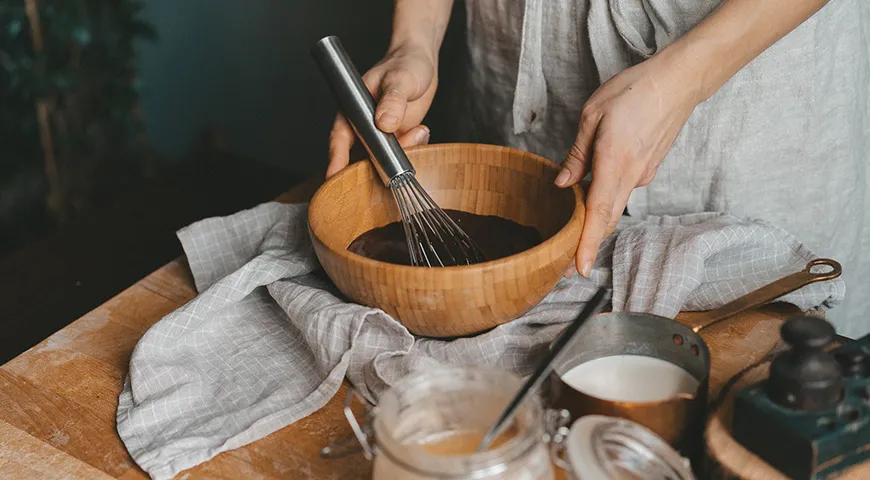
[389, 173, 486, 267]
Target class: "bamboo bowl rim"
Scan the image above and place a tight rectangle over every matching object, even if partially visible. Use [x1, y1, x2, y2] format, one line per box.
[308, 143, 585, 275]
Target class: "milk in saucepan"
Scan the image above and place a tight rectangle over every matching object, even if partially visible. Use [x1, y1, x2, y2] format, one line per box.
[560, 355, 699, 402]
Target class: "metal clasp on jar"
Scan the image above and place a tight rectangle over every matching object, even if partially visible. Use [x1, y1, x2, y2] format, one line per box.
[321, 388, 377, 460]
[322, 387, 575, 465]
[542, 408, 573, 472]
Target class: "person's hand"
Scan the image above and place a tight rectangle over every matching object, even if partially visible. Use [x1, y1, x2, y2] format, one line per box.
[556, 53, 702, 278]
[327, 44, 438, 178]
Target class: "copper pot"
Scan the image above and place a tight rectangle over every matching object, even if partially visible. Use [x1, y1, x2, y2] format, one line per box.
[547, 258, 841, 460]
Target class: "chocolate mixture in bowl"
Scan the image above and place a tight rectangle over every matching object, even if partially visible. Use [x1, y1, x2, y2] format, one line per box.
[347, 210, 543, 266]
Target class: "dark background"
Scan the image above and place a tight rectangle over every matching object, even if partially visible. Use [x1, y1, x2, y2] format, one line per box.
[0, 1, 467, 363]
[138, 0, 466, 176]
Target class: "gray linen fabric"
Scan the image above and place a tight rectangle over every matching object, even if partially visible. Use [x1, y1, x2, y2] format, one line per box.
[457, 0, 869, 336]
[117, 201, 844, 479]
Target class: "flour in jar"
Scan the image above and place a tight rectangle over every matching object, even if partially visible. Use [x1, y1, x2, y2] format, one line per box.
[560, 355, 699, 402]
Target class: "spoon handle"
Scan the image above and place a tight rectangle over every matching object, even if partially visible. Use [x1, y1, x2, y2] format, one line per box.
[477, 287, 610, 452]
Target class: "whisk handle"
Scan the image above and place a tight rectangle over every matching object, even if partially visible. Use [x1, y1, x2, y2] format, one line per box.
[312, 36, 415, 186]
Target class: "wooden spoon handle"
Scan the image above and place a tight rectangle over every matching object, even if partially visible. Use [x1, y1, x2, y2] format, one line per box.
[686, 258, 842, 333]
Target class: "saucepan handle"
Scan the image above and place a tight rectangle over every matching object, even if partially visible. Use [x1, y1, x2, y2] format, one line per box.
[686, 258, 842, 333]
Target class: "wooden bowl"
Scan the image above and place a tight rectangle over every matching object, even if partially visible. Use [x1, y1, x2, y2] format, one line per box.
[307, 143, 585, 337]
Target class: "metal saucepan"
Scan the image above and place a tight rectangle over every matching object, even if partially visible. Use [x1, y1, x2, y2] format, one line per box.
[547, 258, 841, 460]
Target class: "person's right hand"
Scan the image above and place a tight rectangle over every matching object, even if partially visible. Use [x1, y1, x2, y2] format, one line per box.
[327, 44, 438, 179]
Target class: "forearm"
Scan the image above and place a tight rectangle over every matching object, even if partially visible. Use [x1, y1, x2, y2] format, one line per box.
[662, 0, 831, 103]
[390, 0, 454, 61]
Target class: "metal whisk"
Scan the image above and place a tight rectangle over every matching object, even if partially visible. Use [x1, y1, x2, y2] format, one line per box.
[312, 36, 485, 267]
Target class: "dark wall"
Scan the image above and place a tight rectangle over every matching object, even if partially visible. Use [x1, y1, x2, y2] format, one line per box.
[137, 1, 466, 176]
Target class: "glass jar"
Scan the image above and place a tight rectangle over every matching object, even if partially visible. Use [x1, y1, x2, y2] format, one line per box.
[340, 366, 555, 480]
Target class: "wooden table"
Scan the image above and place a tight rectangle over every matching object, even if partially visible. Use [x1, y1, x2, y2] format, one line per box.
[0, 177, 809, 479]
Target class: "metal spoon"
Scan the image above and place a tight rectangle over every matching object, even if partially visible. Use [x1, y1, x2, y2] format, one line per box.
[477, 287, 610, 452]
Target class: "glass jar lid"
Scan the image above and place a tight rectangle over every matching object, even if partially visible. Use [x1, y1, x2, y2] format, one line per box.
[564, 415, 696, 480]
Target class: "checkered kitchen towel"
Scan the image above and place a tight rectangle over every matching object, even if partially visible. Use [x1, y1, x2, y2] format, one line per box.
[116, 202, 844, 479]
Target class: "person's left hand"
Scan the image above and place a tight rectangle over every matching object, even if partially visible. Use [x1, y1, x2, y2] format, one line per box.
[555, 52, 702, 278]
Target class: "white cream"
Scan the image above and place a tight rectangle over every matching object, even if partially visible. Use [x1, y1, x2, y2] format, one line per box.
[560, 355, 699, 403]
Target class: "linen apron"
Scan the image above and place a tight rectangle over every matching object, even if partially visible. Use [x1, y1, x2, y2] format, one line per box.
[453, 0, 870, 337]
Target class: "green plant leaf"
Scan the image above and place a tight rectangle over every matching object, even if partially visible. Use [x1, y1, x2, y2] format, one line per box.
[50, 73, 74, 91]
[1, 0, 155, 211]
[6, 19, 22, 37]
[72, 26, 92, 46]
